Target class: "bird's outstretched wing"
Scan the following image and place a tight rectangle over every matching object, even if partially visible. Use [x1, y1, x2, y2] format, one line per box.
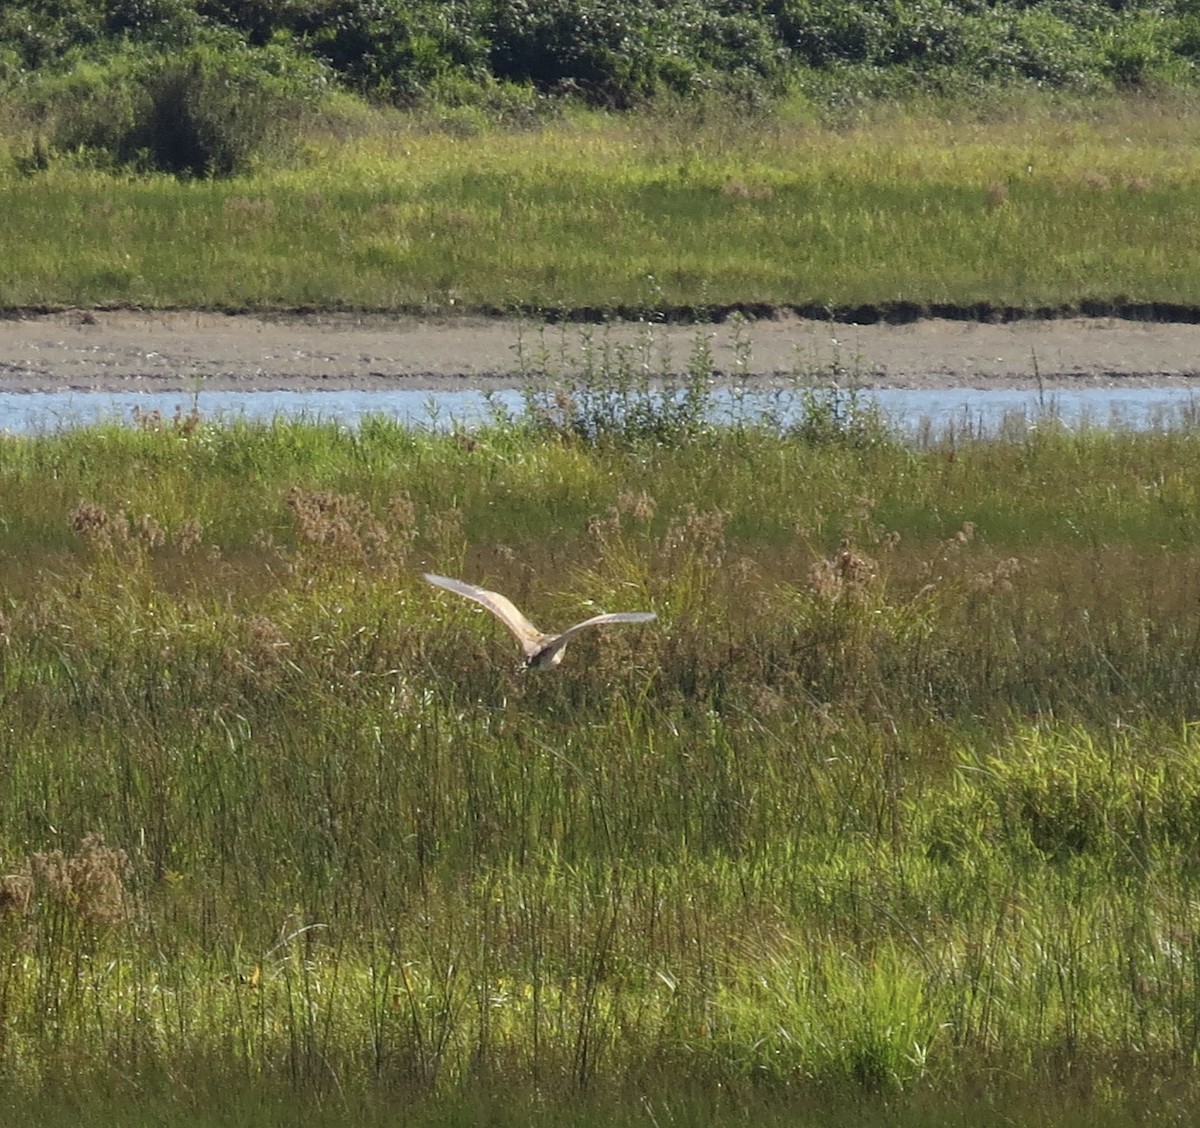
[531, 611, 657, 667]
[423, 573, 547, 656]
[554, 611, 657, 646]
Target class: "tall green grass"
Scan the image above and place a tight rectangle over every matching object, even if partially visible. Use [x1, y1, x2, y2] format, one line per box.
[2, 94, 1199, 310]
[4, 388, 1200, 1123]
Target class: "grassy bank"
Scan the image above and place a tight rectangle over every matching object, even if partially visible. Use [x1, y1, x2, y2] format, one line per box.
[2, 385, 1200, 1122]
[2, 94, 1198, 313]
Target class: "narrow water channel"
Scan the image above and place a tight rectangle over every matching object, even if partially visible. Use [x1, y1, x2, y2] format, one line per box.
[0, 385, 1197, 436]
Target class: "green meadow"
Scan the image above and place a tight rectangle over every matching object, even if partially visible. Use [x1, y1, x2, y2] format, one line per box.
[3, 93, 1200, 312]
[1, 371, 1200, 1124]
[5, 28, 1200, 1117]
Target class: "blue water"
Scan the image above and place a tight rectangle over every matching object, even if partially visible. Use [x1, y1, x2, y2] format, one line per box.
[0, 385, 1196, 435]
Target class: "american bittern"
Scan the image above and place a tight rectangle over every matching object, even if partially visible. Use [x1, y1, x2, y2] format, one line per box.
[424, 573, 655, 669]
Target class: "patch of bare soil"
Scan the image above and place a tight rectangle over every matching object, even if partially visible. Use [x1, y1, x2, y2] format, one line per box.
[1, 309, 1198, 393]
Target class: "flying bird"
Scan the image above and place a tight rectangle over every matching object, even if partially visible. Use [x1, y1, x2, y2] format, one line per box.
[423, 572, 656, 669]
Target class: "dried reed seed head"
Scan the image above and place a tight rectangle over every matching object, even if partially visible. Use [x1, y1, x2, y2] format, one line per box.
[71, 501, 109, 536]
[285, 486, 389, 556]
[71, 504, 175, 552]
[131, 405, 163, 431]
[135, 513, 166, 548]
[427, 506, 464, 550]
[971, 556, 1024, 594]
[177, 516, 204, 554]
[174, 406, 202, 435]
[586, 507, 622, 540]
[70, 501, 130, 546]
[0, 873, 31, 919]
[809, 541, 879, 602]
[618, 490, 657, 523]
[361, 518, 390, 555]
[29, 832, 132, 927]
[749, 684, 788, 718]
[387, 493, 416, 529]
[661, 505, 728, 557]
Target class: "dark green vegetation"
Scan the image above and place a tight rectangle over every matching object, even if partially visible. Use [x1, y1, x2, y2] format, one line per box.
[3, 0, 1200, 175]
[3, 375, 1200, 1124]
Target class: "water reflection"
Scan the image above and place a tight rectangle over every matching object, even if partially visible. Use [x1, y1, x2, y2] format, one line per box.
[0, 385, 1197, 436]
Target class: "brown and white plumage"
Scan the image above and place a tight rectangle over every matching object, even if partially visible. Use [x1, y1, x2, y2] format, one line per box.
[423, 573, 655, 668]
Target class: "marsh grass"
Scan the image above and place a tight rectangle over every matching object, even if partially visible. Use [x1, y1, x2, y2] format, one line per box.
[3, 94, 1200, 310]
[2, 385, 1200, 1126]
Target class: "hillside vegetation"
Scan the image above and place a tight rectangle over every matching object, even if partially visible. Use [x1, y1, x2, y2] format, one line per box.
[3, 0, 1200, 175]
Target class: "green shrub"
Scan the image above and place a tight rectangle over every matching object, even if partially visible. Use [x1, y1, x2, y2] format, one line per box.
[0, 0, 200, 69]
[188, 0, 490, 103]
[486, 0, 784, 108]
[675, 2, 786, 82]
[102, 0, 202, 44]
[776, 0, 1200, 93]
[0, 1, 106, 70]
[1098, 10, 1179, 87]
[4, 0, 1200, 117]
[1008, 8, 1097, 86]
[778, 0, 891, 67]
[487, 0, 665, 107]
[128, 38, 328, 176]
[16, 49, 145, 165]
[290, 0, 489, 104]
[18, 35, 328, 176]
[513, 322, 717, 444]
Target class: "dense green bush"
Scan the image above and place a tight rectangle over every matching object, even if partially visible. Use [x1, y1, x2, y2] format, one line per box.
[775, 0, 1162, 86]
[3, 0, 1200, 167]
[131, 40, 328, 175]
[485, 0, 663, 106]
[485, 0, 785, 106]
[18, 35, 327, 175]
[0, 0, 200, 68]
[15, 48, 151, 164]
[288, 0, 488, 102]
[0, 1, 106, 70]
